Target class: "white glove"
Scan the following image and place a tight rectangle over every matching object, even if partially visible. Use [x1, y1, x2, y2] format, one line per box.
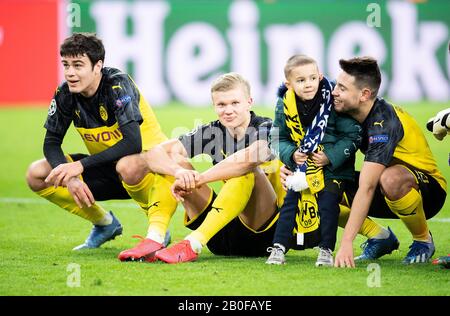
[426, 108, 450, 141]
[285, 169, 308, 192]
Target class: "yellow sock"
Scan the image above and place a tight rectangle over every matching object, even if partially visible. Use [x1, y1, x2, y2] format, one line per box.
[385, 189, 429, 242]
[37, 186, 108, 224]
[338, 204, 383, 238]
[146, 174, 178, 237]
[189, 173, 255, 245]
[122, 172, 155, 212]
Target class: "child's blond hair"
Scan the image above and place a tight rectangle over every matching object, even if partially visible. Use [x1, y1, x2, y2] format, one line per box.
[284, 54, 318, 79]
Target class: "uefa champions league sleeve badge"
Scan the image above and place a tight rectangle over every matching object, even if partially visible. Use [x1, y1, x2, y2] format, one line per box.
[48, 99, 57, 116]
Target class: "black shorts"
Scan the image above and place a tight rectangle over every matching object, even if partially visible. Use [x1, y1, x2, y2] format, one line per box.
[186, 192, 278, 257]
[69, 154, 130, 201]
[346, 168, 446, 220]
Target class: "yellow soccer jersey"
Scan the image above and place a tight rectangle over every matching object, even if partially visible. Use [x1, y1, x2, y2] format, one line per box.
[360, 98, 446, 191]
[45, 67, 166, 155]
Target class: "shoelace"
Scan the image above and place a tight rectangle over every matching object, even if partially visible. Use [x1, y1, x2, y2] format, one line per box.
[360, 240, 369, 250]
[131, 235, 145, 241]
[128, 235, 150, 248]
[318, 248, 333, 261]
[407, 241, 430, 257]
[266, 247, 284, 256]
[267, 247, 281, 253]
[318, 248, 332, 260]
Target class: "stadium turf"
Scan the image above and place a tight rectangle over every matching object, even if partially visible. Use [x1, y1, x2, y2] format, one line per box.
[0, 102, 448, 296]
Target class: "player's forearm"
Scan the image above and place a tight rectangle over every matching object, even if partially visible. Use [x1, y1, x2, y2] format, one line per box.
[200, 161, 258, 185]
[80, 121, 142, 169]
[43, 130, 67, 168]
[199, 141, 270, 185]
[145, 145, 184, 176]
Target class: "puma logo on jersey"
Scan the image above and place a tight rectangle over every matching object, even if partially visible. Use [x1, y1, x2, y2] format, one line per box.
[333, 180, 342, 188]
[74, 109, 81, 119]
[373, 120, 384, 128]
[220, 149, 228, 158]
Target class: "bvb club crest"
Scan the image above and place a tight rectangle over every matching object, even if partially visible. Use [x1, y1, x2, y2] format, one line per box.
[99, 105, 108, 122]
[296, 197, 319, 233]
[311, 175, 321, 189]
[300, 200, 318, 228]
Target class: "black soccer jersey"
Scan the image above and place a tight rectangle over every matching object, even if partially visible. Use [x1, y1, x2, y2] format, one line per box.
[361, 98, 446, 190]
[179, 111, 272, 165]
[360, 98, 404, 166]
[44, 67, 166, 155]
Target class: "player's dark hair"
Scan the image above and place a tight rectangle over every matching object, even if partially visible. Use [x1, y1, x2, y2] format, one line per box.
[339, 56, 381, 97]
[60, 33, 105, 68]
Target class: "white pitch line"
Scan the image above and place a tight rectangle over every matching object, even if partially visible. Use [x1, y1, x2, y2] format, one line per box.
[0, 197, 449, 221]
[0, 197, 188, 211]
[0, 197, 139, 209]
[431, 218, 450, 223]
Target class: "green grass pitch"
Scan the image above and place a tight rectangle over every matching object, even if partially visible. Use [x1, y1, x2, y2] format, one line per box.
[0, 102, 449, 296]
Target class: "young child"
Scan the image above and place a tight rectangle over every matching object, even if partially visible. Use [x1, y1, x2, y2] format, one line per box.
[266, 55, 362, 266]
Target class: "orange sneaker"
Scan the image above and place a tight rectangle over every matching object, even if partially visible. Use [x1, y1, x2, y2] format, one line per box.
[155, 240, 198, 264]
[118, 235, 164, 262]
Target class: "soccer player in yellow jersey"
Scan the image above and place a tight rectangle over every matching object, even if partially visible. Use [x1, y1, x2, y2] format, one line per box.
[137, 73, 286, 263]
[26, 33, 174, 252]
[332, 57, 447, 267]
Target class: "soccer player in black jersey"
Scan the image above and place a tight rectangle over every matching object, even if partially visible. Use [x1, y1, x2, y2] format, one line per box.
[332, 57, 447, 267]
[136, 73, 285, 263]
[26, 33, 174, 252]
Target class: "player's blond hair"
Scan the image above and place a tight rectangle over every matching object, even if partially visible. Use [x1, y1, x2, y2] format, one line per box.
[210, 72, 251, 98]
[284, 54, 318, 79]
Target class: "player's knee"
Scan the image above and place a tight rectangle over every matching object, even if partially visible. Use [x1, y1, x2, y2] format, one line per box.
[380, 167, 415, 200]
[116, 157, 135, 183]
[116, 155, 146, 185]
[26, 160, 48, 192]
